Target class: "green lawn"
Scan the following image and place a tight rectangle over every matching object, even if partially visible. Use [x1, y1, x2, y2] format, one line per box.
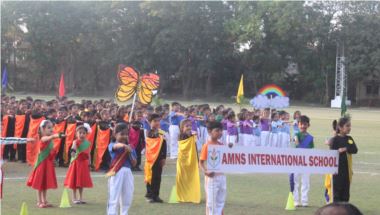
[2, 96, 380, 215]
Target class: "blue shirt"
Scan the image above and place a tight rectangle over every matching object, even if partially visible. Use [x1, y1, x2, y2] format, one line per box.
[283, 123, 290, 134]
[160, 117, 170, 132]
[142, 118, 151, 131]
[271, 121, 280, 133]
[108, 142, 137, 169]
[169, 111, 184, 126]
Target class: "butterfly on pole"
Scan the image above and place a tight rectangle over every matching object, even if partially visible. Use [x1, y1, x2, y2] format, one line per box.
[115, 65, 160, 105]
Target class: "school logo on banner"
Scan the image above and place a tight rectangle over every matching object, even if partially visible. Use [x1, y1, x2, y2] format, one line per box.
[208, 148, 221, 169]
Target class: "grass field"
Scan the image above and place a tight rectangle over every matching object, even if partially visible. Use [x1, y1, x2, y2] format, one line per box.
[2, 95, 380, 215]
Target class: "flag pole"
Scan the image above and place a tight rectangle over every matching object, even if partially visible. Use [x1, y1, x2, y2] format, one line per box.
[129, 92, 137, 123]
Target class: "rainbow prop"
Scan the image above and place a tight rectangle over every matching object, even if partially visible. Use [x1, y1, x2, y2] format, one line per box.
[258, 84, 286, 97]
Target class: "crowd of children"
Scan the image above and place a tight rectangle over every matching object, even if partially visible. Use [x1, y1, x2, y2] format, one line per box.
[1, 95, 358, 214]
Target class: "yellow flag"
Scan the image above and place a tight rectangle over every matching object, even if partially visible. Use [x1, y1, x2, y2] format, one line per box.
[176, 135, 201, 203]
[236, 74, 244, 104]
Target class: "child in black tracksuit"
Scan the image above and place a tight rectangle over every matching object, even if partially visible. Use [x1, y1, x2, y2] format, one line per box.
[144, 113, 167, 203]
[330, 116, 358, 202]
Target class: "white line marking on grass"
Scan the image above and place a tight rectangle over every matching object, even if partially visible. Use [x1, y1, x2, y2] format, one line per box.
[355, 171, 380, 176]
[4, 173, 176, 180]
[362, 152, 380, 155]
[357, 161, 380, 166]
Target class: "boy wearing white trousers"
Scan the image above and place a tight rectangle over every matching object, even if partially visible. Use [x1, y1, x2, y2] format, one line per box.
[260, 108, 271, 147]
[107, 123, 137, 215]
[168, 102, 184, 159]
[199, 121, 226, 215]
[293, 115, 314, 207]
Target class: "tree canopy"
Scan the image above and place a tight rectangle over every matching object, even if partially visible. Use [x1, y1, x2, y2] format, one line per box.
[1, 1, 379, 104]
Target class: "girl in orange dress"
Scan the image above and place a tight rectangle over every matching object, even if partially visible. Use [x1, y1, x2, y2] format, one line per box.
[64, 124, 93, 204]
[26, 120, 64, 208]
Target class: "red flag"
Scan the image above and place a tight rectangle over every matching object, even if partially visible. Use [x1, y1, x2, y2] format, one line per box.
[59, 73, 65, 97]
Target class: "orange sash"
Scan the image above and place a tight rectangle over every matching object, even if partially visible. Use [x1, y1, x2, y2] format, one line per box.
[123, 113, 129, 122]
[1, 116, 9, 156]
[26, 116, 45, 165]
[53, 120, 66, 153]
[93, 127, 111, 171]
[64, 123, 77, 164]
[14, 115, 26, 150]
[144, 136, 163, 184]
[14, 115, 26, 137]
[86, 123, 97, 152]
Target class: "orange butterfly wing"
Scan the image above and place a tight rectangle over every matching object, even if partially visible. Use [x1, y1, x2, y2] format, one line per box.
[115, 66, 139, 102]
[138, 73, 160, 104]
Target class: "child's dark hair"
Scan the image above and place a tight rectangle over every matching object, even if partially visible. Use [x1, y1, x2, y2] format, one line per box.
[171, 102, 180, 107]
[299, 115, 310, 125]
[207, 121, 223, 132]
[47, 108, 56, 115]
[114, 123, 129, 134]
[332, 115, 351, 134]
[314, 202, 363, 215]
[271, 112, 278, 120]
[237, 112, 245, 121]
[226, 111, 235, 120]
[148, 113, 161, 122]
[253, 115, 260, 121]
[58, 106, 68, 112]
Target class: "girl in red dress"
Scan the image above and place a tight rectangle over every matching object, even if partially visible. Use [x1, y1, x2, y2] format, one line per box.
[27, 120, 64, 208]
[64, 124, 93, 204]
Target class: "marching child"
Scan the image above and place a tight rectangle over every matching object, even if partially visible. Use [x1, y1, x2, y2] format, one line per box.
[241, 111, 254, 146]
[129, 112, 145, 171]
[252, 115, 261, 146]
[199, 121, 226, 215]
[226, 111, 238, 147]
[64, 124, 93, 204]
[293, 115, 314, 207]
[168, 102, 184, 159]
[144, 113, 167, 203]
[106, 123, 137, 215]
[220, 109, 229, 144]
[260, 108, 271, 147]
[270, 112, 281, 147]
[292, 110, 301, 141]
[176, 119, 201, 203]
[330, 116, 358, 202]
[26, 120, 64, 208]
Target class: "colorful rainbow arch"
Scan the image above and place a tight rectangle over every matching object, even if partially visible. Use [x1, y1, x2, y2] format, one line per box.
[258, 84, 286, 97]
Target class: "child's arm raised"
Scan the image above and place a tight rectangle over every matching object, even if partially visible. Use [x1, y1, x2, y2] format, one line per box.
[40, 133, 61, 143]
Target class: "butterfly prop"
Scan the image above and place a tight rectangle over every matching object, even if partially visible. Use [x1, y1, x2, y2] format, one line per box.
[115, 65, 159, 105]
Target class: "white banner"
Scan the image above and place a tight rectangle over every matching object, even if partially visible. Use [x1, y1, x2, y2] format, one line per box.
[207, 146, 339, 174]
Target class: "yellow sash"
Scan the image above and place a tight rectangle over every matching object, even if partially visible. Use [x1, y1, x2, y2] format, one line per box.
[176, 135, 201, 203]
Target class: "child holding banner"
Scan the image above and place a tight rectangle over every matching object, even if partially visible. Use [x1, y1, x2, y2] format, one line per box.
[293, 115, 314, 207]
[26, 120, 64, 208]
[199, 121, 226, 215]
[331, 116, 358, 202]
[64, 124, 93, 204]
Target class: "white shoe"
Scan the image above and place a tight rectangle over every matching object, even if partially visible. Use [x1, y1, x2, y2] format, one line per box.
[294, 202, 300, 207]
[302, 203, 309, 207]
